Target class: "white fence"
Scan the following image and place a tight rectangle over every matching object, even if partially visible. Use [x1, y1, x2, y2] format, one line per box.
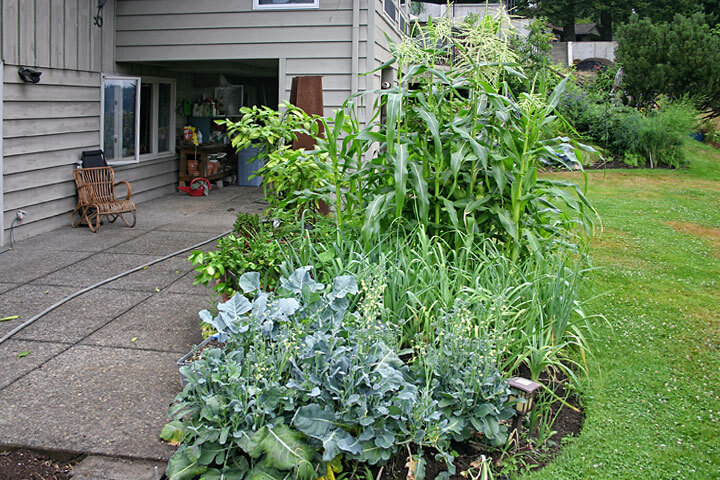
[551, 41, 617, 66]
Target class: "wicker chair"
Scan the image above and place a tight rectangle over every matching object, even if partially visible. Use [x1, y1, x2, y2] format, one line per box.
[71, 166, 137, 232]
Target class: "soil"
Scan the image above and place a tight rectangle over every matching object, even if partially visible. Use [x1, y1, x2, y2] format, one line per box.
[0, 449, 78, 480]
[376, 369, 584, 480]
[182, 339, 224, 365]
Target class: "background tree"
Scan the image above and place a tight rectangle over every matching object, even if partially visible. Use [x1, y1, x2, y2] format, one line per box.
[515, 0, 590, 41]
[516, 0, 712, 40]
[615, 13, 720, 118]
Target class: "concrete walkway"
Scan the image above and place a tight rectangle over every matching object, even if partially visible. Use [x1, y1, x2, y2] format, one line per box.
[0, 186, 264, 465]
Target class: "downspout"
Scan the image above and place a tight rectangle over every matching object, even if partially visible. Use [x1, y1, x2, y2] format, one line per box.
[0, 60, 4, 247]
[366, 0, 376, 128]
[351, 0, 360, 95]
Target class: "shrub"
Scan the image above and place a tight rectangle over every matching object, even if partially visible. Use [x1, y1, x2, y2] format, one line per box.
[232, 212, 261, 236]
[615, 13, 720, 118]
[558, 92, 697, 167]
[218, 102, 323, 211]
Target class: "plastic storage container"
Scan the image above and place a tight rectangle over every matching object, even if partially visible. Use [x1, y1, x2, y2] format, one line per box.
[237, 145, 264, 186]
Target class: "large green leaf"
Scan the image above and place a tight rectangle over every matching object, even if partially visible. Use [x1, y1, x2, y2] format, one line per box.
[547, 75, 569, 109]
[246, 464, 287, 480]
[451, 126, 488, 169]
[293, 404, 337, 438]
[415, 107, 442, 158]
[322, 428, 361, 462]
[362, 192, 393, 242]
[160, 420, 183, 444]
[385, 93, 402, 154]
[496, 208, 519, 243]
[235, 428, 268, 458]
[409, 162, 430, 225]
[259, 424, 315, 480]
[166, 448, 208, 480]
[394, 143, 409, 217]
[441, 197, 460, 230]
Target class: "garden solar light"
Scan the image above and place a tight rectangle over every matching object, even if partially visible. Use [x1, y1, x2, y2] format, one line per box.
[508, 377, 542, 432]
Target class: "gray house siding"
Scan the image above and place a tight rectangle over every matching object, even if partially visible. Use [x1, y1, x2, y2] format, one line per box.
[1, 0, 177, 243]
[114, 0, 370, 118]
[1, 0, 406, 244]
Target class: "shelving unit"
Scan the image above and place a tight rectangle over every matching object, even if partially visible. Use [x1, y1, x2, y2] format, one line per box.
[187, 115, 242, 143]
[178, 144, 230, 186]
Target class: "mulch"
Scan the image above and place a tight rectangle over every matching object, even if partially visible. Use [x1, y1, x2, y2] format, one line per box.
[0, 449, 77, 480]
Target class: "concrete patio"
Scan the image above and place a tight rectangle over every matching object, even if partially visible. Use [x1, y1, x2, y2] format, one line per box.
[0, 186, 264, 473]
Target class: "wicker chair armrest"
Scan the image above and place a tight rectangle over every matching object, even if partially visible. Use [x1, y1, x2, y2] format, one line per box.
[114, 180, 132, 200]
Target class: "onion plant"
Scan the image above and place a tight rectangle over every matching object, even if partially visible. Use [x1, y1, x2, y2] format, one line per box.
[282, 227, 595, 383]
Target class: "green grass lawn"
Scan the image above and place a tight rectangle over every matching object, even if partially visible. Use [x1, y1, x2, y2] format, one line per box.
[524, 142, 720, 479]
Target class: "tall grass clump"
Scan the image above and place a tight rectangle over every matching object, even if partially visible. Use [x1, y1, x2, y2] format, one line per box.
[283, 227, 594, 383]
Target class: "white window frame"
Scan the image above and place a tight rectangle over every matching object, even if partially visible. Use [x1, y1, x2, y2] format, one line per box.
[139, 76, 177, 161]
[101, 75, 141, 165]
[253, 0, 319, 10]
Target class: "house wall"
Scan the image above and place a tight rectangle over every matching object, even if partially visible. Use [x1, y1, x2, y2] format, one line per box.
[362, 0, 404, 121]
[114, 0, 371, 118]
[0, 0, 177, 243]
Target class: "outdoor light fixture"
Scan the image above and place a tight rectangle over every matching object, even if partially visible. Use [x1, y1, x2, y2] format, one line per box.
[508, 376, 542, 432]
[94, 0, 107, 27]
[18, 67, 42, 84]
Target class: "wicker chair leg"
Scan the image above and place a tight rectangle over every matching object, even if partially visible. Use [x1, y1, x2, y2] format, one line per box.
[108, 214, 119, 223]
[88, 208, 101, 233]
[71, 206, 84, 228]
[119, 210, 137, 228]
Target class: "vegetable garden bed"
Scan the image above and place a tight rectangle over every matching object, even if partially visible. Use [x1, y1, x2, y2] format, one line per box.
[164, 11, 600, 480]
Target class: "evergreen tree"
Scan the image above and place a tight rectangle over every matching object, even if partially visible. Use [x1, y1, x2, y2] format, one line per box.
[616, 13, 720, 118]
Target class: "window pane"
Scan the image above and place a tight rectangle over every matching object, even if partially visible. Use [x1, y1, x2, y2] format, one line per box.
[103, 79, 137, 161]
[140, 84, 152, 155]
[384, 0, 396, 21]
[158, 83, 171, 152]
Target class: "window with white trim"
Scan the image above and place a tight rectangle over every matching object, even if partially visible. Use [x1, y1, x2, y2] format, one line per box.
[253, 0, 319, 10]
[102, 76, 140, 164]
[101, 75, 176, 165]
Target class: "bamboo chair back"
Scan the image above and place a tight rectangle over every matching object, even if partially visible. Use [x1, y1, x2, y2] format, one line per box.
[73, 167, 116, 205]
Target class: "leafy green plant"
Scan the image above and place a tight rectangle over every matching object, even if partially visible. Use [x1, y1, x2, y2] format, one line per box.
[283, 227, 594, 383]
[218, 102, 322, 210]
[189, 231, 285, 297]
[252, 146, 325, 211]
[166, 267, 513, 479]
[616, 13, 720, 118]
[217, 102, 314, 157]
[233, 212, 261, 236]
[558, 89, 697, 168]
